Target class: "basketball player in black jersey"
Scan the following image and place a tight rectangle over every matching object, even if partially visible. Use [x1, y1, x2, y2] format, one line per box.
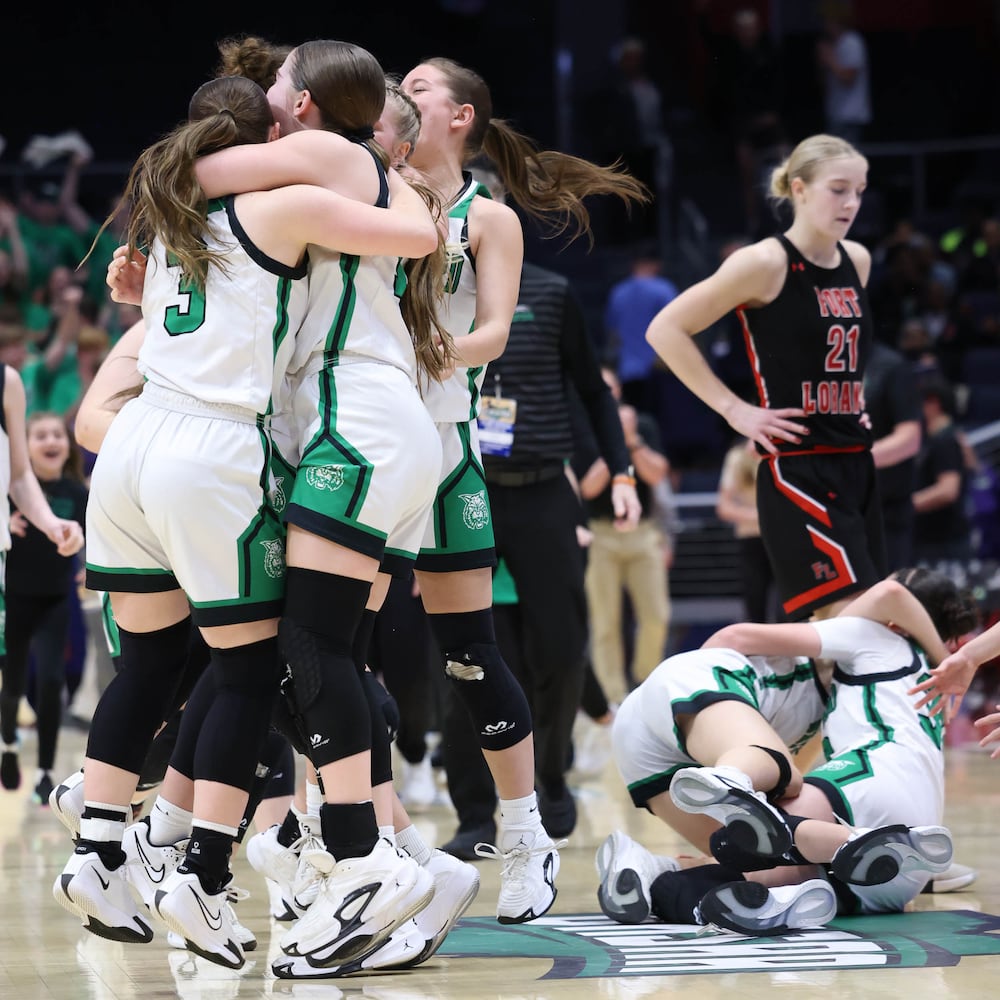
[646, 134, 885, 621]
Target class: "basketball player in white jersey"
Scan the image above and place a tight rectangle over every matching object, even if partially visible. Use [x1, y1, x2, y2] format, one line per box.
[52, 73, 441, 970]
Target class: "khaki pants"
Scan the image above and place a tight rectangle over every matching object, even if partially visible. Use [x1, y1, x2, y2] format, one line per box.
[585, 519, 670, 705]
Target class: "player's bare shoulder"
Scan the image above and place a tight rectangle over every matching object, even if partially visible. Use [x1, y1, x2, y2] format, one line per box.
[723, 237, 789, 307]
[842, 239, 872, 286]
[467, 194, 521, 255]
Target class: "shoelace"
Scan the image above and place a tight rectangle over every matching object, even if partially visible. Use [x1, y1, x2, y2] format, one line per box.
[474, 839, 568, 888]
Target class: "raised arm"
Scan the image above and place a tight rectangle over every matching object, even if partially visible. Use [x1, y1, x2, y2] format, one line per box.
[838, 579, 949, 665]
[195, 130, 374, 200]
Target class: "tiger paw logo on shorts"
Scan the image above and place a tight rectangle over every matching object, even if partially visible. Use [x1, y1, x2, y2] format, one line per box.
[260, 539, 286, 579]
[270, 476, 287, 514]
[459, 490, 490, 531]
[305, 465, 345, 492]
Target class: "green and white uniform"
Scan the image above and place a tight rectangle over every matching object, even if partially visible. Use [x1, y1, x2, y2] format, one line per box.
[805, 616, 945, 912]
[85, 196, 306, 626]
[415, 173, 496, 571]
[613, 647, 826, 808]
[283, 153, 441, 576]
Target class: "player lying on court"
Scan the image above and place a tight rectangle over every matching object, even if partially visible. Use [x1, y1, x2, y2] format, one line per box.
[597, 568, 978, 935]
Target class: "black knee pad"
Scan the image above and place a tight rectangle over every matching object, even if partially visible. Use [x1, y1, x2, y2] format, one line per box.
[192, 639, 280, 792]
[750, 744, 793, 802]
[86, 619, 193, 774]
[444, 642, 532, 751]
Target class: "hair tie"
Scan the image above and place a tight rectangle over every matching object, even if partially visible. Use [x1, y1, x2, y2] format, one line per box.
[343, 126, 375, 142]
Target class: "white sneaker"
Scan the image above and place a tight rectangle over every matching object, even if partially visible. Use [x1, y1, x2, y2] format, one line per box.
[697, 878, 838, 936]
[476, 826, 562, 924]
[670, 765, 792, 858]
[279, 840, 434, 967]
[50, 769, 86, 837]
[404, 850, 480, 965]
[246, 815, 322, 918]
[165, 884, 256, 953]
[54, 847, 155, 944]
[922, 860, 978, 893]
[266, 877, 298, 921]
[831, 824, 954, 886]
[595, 830, 679, 924]
[272, 919, 426, 978]
[290, 821, 326, 912]
[154, 869, 246, 969]
[398, 757, 437, 811]
[123, 818, 185, 911]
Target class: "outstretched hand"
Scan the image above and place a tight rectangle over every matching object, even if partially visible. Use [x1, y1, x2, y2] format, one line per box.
[974, 705, 1000, 758]
[107, 245, 146, 305]
[908, 646, 979, 718]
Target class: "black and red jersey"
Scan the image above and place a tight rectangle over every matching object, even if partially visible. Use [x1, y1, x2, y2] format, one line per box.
[736, 234, 873, 455]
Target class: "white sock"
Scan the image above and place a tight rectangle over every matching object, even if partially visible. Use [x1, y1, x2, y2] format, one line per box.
[378, 824, 397, 848]
[499, 792, 541, 829]
[306, 777, 324, 818]
[80, 800, 129, 846]
[148, 796, 193, 846]
[396, 824, 433, 866]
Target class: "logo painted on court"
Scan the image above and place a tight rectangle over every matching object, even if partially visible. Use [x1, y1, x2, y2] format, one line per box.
[260, 539, 285, 579]
[305, 465, 345, 492]
[459, 490, 490, 531]
[441, 911, 1000, 978]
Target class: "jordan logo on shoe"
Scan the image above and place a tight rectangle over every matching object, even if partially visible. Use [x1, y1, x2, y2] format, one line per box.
[135, 839, 166, 882]
[190, 885, 224, 931]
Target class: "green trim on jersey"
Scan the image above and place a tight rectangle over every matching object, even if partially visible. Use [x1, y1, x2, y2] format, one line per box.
[100, 591, 121, 659]
[324, 254, 361, 356]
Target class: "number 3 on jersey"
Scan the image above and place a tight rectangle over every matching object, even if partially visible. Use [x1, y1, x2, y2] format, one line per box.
[163, 252, 206, 336]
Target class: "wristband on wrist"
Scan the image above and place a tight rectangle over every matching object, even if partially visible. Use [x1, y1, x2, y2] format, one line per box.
[612, 464, 636, 487]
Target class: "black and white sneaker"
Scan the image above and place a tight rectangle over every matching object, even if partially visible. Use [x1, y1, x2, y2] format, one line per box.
[697, 879, 837, 936]
[670, 766, 792, 859]
[153, 869, 245, 969]
[54, 846, 155, 944]
[831, 824, 954, 887]
[50, 769, 85, 837]
[595, 830, 679, 924]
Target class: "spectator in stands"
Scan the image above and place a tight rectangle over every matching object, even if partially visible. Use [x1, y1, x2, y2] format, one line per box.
[866, 339, 922, 570]
[697, 2, 788, 237]
[604, 245, 678, 414]
[816, 0, 872, 145]
[912, 375, 973, 564]
[20, 272, 85, 416]
[0, 199, 29, 315]
[579, 366, 672, 706]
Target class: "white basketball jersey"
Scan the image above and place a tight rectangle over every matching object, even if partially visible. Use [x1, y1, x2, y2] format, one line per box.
[138, 196, 308, 416]
[810, 616, 945, 758]
[290, 153, 417, 383]
[0, 367, 12, 551]
[419, 174, 491, 422]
